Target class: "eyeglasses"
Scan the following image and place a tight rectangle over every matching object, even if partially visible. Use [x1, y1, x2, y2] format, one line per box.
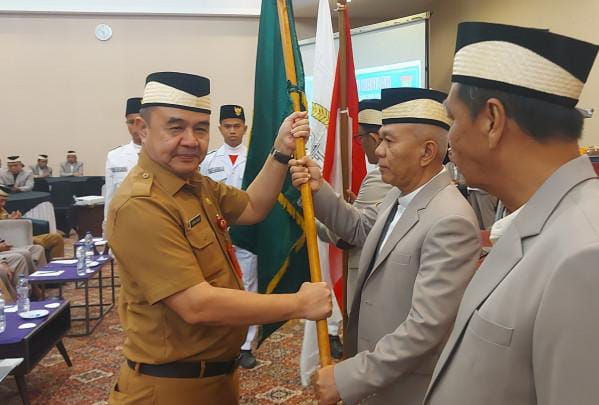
[126, 119, 135, 125]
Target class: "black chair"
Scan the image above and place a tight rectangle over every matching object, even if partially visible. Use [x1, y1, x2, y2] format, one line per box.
[80, 176, 105, 196]
[28, 218, 50, 235]
[33, 178, 50, 192]
[49, 181, 76, 234]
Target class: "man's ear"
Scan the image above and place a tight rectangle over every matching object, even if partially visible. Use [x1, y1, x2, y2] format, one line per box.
[135, 116, 149, 143]
[421, 140, 438, 167]
[485, 98, 507, 150]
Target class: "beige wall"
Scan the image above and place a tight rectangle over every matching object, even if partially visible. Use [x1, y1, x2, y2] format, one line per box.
[428, 0, 599, 146]
[4, 3, 599, 177]
[0, 14, 259, 175]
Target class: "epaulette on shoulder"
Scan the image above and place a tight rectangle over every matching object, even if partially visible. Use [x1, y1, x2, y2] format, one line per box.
[131, 172, 153, 197]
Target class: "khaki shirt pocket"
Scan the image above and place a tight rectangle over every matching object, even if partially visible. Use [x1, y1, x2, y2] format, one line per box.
[186, 225, 226, 281]
[468, 309, 514, 347]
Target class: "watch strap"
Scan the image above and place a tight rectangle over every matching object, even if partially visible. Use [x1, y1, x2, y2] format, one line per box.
[270, 147, 294, 164]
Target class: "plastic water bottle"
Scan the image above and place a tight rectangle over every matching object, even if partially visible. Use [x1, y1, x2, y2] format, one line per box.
[76, 246, 86, 276]
[0, 291, 5, 333]
[84, 232, 94, 269]
[17, 276, 30, 313]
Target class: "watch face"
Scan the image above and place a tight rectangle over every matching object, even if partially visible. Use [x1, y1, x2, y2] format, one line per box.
[95, 24, 113, 41]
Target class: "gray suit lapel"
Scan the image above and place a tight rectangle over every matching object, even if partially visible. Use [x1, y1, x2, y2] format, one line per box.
[352, 190, 400, 294]
[426, 156, 598, 397]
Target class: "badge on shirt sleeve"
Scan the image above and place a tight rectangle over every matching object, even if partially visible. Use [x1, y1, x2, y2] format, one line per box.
[188, 213, 202, 229]
[208, 167, 225, 174]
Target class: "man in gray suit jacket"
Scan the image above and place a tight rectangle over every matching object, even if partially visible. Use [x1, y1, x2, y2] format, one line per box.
[291, 88, 481, 405]
[317, 99, 393, 310]
[59, 150, 84, 176]
[0, 156, 34, 192]
[424, 22, 599, 405]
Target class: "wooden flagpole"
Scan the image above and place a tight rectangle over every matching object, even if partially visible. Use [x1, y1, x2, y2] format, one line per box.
[337, 0, 351, 342]
[275, 0, 332, 368]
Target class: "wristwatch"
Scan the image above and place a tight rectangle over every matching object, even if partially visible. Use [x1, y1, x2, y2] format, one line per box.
[270, 147, 294, 164]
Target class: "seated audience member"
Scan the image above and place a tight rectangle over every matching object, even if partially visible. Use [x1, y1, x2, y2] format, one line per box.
[0, 258, 17, 301]
[0, 242, 43, 299]
[0, 156, 34, 192]
[30, 154, 53, 178]
[0, 189, 64, 259]
[0, 238, 45, 278]
[60, 150, 84, 176]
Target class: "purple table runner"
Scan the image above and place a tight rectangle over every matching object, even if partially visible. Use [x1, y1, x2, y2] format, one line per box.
[26, 255, 112, 283]
[0, 300, 67, 344]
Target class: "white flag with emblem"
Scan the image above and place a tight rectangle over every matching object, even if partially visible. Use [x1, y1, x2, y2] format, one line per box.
[300, 0, 343, 387]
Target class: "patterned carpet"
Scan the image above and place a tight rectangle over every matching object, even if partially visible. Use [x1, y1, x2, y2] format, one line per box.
[0, 239, 320, 404]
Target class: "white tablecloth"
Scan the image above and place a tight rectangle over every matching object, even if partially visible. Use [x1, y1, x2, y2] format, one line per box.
[24, 201, 57, 233]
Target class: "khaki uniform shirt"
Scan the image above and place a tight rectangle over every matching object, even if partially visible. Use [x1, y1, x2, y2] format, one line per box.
[107, 151, 249, 365]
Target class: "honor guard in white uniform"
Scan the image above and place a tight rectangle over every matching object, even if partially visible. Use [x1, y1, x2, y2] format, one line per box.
[200, 104, 259, 369]
[104, 97, 143, 232]
[201, 105, 247, 188]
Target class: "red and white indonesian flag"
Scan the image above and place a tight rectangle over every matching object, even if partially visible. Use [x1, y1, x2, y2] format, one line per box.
[322, 8, 367, 307]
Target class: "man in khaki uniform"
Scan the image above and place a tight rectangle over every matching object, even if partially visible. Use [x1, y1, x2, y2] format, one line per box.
[106, 71, 332, 405]
[0, 259, 16, 301]
[424, 22, 599, 405]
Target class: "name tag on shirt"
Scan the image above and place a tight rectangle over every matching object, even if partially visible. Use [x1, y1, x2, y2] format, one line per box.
[188, 214, 202, 229]
[110, 167, 128, 173]
[208, 167, 225, 174]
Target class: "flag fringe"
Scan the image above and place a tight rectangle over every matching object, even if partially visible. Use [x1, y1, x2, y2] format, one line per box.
[266, 234, 306, 294]
[264, 194, 306, 294]
[277, 193, 304, 228]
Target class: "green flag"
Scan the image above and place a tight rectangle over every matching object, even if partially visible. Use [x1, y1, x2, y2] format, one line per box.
[230, 0, 309, 343]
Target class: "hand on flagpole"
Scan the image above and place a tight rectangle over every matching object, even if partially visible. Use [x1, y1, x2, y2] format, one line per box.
[289, 156, 324, 192]
[313, 364, 342, 404]
[295, 281, 333, 320]
[274, 111, 310, 156]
